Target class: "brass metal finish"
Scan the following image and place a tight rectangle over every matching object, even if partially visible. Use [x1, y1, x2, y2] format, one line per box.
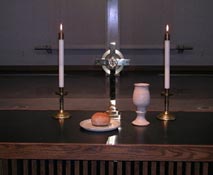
[157, 89, 175, 121]
[54, 110, 70, 119]
[54, 88, 70, 119]
[157, 111, 175, 121]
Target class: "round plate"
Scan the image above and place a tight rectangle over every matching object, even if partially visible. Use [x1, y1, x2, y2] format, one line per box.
[80, 119, 120, 132]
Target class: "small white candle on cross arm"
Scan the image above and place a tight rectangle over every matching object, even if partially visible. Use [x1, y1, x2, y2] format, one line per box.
[58, 24, 64, 88]
[164, 24, 170, 89]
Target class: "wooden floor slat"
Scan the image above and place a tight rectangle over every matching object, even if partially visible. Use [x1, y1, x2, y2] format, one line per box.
[23, 160, 29, 175]
[151, 161, 157, 175]
[100, 161, 105, 175]
[74, 160, 80, 175]
[143, 161, 148, 175]
[91, 160, 97, 175]
[159, 161, 165, 175]
[48, 160, 54, 175]
[31, 160, 37, 175]
[177, 162, 183, 175]
[40, 160, 46, 175]
[125, 161, 131, 175]
[57, 160, 63, 175]
[134, 161, 140, 175]
[186, 162, 191, 175]
[2, 160, 9, 175]
[117, 161, 122, 175]
[11, 159, 17, 175]
[83, 160, 89, 175]
[202, 162, 209, 175]
[194, 162, 200, 175]
[65, 160, 71, 175]
[169, 162, 175, 175]
[108, 161, 114, 175]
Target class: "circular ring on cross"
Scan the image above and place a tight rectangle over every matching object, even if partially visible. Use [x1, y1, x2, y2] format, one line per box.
[101, 49, 124, 75]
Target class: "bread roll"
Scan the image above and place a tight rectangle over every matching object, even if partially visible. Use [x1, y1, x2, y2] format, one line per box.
[91, 112, 110, 126]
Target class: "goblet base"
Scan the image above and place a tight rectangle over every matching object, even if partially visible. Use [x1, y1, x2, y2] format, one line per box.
[132, 111, 150, 126]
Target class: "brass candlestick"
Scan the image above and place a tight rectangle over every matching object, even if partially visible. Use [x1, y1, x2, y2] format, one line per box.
[157, 89, 175, 121]
[54, 87, 70, 119]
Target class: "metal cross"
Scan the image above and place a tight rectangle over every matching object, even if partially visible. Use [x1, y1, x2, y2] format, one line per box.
[95, 0, 130, 119]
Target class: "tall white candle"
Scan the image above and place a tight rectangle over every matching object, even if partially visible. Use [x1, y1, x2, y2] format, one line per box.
[58, 24, 64, 88]
[164, 24, 170, 89]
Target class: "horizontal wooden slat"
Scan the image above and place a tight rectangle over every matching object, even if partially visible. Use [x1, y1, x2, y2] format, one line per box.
[0, 143, 212, 161]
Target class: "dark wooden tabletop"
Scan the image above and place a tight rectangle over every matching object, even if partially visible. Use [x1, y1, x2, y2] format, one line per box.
[0, 110, 212, 144]
[0, 110, 212, 161]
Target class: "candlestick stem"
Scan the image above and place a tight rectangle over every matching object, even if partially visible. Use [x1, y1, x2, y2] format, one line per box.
[54, 88, 70, 119]
[157, 89, 175, 121]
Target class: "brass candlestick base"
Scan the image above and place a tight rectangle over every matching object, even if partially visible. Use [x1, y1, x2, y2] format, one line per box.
[157, 111, 175, 121]
[157, 89, 175, 121]
[54, 110, 70, 119]
[106, 100, 121, 120]
[53, 88, 70, 119]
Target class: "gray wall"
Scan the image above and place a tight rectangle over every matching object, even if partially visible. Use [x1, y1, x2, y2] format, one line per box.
[0, 0, 213, 66]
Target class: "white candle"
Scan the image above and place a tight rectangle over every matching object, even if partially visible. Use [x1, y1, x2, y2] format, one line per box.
[164, 24, 170, 89]
[58, 24, 64, 88]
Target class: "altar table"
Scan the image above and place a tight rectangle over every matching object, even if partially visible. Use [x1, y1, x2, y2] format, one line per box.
[0, 110, 212, 175]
